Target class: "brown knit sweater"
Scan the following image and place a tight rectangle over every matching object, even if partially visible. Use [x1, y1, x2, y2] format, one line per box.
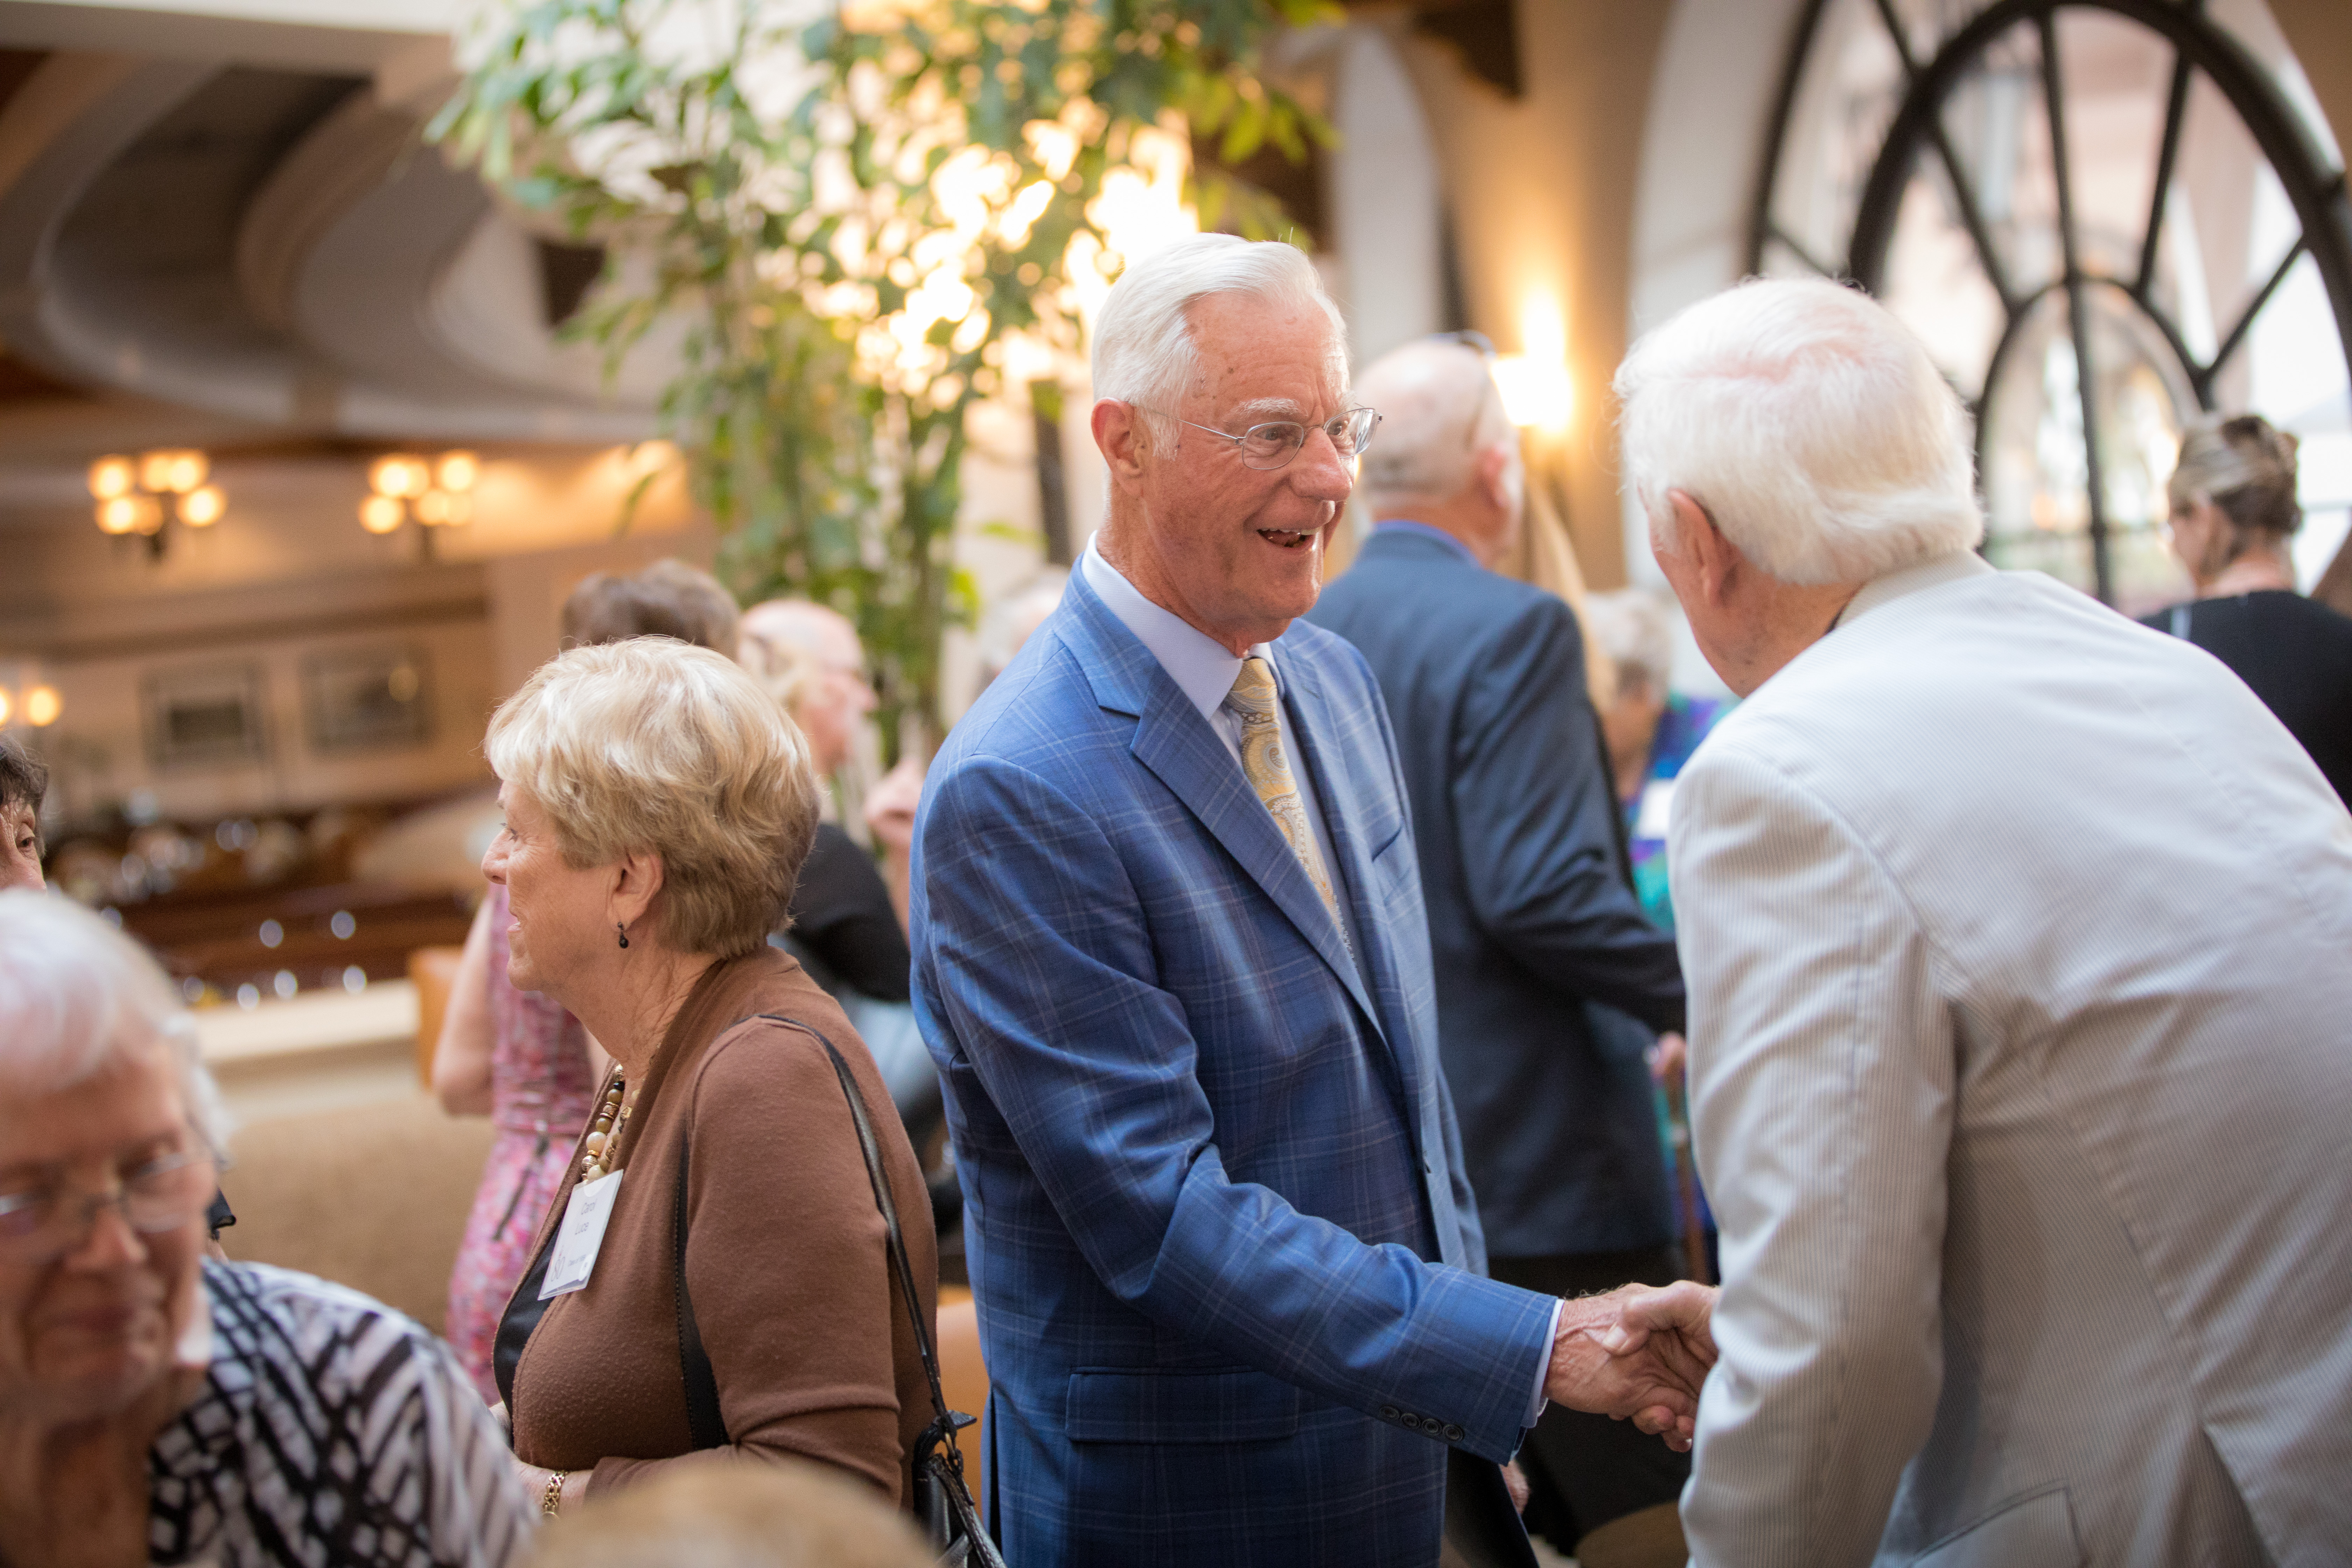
[507, 948, 938, 1503]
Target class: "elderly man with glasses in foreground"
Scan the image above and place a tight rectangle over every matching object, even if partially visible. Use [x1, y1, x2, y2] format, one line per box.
[0, 890, 534, 1568]
[910, 233, 1704, 1568]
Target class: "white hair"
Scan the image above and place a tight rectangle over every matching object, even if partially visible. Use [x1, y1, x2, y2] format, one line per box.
[1615, 277, 1984, 585]
[1582, 587, 1679, 700]
[1090, 234, 1347, 430]
[0, 889, 231, 1151]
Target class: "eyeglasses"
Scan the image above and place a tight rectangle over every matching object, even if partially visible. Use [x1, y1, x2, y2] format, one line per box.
[1426, 329, 1497, 357]
[1139, 406, 1382, 471]
[0, 1145, 217, 1263]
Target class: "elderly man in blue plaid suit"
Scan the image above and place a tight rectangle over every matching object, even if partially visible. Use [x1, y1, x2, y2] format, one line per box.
[910, 236, 1701, 1567]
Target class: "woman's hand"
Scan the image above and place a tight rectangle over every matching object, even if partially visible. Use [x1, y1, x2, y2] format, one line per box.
[512, 1458, 591, 1518]
[0, 1361, 206, 1568]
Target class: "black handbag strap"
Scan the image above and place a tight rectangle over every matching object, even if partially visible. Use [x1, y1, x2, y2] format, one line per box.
[674, 1129, 728, 1450]
[757, 1014, 958, 1437]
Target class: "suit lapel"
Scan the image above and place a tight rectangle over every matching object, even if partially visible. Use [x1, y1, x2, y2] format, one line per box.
[1276, 651, 1407, 1074]
[1061, 572, 1385, 1035]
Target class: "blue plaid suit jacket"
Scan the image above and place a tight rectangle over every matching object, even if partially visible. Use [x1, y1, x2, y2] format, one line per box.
[911, 567, 1557, 1566]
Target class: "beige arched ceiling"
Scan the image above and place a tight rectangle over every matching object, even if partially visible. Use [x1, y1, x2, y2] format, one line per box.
[0, 10, 668, 481]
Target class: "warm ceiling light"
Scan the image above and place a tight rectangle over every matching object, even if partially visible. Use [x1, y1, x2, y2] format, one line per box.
[0, 690, 10, 726]
[162, 450, 208, 493]
[138, 451, 177, 492]
[414, 489, 451, 525]
[21, 685, 60, 727]
[88, 455, 134, 499]
[96, 496, 142, 534]
[131, 496, 165, 535]
[359, 494, 406, 534]
[177, 485, 225, 527]
[370, 455, 430, 498]
[435, 451, 480, 493]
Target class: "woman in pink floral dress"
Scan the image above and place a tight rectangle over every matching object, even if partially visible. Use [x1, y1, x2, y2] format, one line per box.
[434, 880, 596, 1402]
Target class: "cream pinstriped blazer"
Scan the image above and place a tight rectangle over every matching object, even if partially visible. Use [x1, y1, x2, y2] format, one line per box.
[1668, 552, 2352, 1568]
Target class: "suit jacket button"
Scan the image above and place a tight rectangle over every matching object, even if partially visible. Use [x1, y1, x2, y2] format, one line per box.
[1380, 1406, 1400, 1421]
[1423, 1416, 1443, 1434]
[1443, 1423, 1465, 1442]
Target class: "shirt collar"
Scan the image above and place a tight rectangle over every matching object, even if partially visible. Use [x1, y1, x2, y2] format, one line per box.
[1833, 550, 1997, 630]
[1370, 519, 1480, 566]
[1081, 536, 1279, 727]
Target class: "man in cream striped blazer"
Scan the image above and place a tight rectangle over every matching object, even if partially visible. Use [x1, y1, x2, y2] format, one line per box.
[1600, 278, 2352, 1566]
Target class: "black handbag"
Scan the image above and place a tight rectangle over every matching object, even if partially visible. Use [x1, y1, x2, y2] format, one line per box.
[671, 1014, 1006, 1568]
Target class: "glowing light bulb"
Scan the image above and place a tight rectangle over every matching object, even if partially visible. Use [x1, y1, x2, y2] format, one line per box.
[162, 450, 208, 493]
[177, 485, 225, 526]
[138, 450, 176, 492]
[369, 455, 430, 498]
[88, 455, 134, 499]
[359, 494, 406, 534]
[22, 686, 60, 727]
[435, 451, 479, 492]
[0, 690, 11, 726]
[96, 497, 141, 534]
[131, 496, 164, 535]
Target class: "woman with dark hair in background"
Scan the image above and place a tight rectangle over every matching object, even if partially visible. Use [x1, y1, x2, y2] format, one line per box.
[1, 735, 46, 894]
[2146, 413, 2352, 805]
[436, 559, 741, 1401]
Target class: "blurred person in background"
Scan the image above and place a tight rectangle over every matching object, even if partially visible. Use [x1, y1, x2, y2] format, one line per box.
[484, 640, 936, 1516]
[737, 599, 931, 1117]
[859, 568, 1071, 941]
[2146, 412, 2352, 804]
[1305, 336, 1693, 1566]
[0, 890, 533, 1567]
[525, 1458, 929, 1568]
[438, 558, 742, 1401]
[1579, 588, 1728, 935]
[1605, 277, 2352, 1565]
[2, 734, 44, 893]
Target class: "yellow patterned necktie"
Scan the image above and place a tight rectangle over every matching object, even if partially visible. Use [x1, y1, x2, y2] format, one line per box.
[1225, 655, 1349, 940]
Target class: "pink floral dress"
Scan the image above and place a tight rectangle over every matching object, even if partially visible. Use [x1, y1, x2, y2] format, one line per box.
[443, 882, 595, 1402]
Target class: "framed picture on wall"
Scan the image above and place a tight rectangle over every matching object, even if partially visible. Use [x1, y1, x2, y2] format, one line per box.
[143, 663, 269, 771]
[302, 645, 433, 755]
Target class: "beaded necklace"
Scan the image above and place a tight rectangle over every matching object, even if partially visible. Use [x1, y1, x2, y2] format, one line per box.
[577, 1072, 632, 1182]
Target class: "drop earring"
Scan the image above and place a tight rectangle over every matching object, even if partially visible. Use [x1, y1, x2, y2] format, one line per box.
[616, 921, 630, 950]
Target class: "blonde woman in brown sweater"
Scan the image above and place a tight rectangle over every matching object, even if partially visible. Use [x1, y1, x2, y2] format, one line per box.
[479, 638, 936, 1518]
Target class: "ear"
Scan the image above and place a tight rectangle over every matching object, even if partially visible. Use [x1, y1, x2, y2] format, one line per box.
[1668, 490, 1742, 608]
[1474, 440, 1515, 511]
[1092, 399, 1152, 498]
[606, 850, 668, 938]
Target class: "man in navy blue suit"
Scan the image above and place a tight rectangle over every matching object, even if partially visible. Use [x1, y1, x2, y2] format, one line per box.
[1307, 338, 1693, 1563]
[910, 237, 1703, 1566]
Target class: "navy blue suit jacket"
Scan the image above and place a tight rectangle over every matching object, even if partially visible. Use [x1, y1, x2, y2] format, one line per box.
[1307, 526, 1686, 1258]
[911, 565, 1555, 1566]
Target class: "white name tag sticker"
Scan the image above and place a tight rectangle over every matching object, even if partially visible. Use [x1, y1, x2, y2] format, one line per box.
[539, 1170, 623, 1300]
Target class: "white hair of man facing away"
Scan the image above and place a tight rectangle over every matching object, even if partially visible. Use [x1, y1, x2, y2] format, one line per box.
[1352, 341, 1516, 511]
[1615, 276, 1985, 586]
[0, 887, 232, 1152]
[1089, 232, 1347, 445]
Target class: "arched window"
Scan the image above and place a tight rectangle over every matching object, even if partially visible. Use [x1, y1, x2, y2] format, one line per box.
[1751, 0, 2352, 610]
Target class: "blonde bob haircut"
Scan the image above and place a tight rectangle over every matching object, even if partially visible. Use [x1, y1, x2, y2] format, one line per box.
[485, 639, 821, 958]
[1617, 276, 1985, 586]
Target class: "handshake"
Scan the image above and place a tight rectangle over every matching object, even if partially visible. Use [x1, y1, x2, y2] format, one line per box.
[1541, 1280, 1720, 1452]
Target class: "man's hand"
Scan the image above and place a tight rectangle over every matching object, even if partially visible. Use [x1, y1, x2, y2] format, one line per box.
[1596, 1280, 1719, 1451]
[1647, 1030, 1687, 1085]
[1544, 1284, 1707, 1441]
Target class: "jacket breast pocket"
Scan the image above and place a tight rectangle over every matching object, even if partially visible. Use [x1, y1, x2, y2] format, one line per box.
[1065, 1365, 1302, 1445]
[1907, 1486, 2082, 1568]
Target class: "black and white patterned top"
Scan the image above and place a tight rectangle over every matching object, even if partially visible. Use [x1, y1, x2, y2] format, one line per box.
[148, 1261, 537, 1568]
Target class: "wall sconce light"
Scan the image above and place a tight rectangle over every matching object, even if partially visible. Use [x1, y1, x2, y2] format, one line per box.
[1492, 295, 1575, 434]
[0, 665, 62, 730]
[360, 450, 478, 538]
[89, 450, 225, 551]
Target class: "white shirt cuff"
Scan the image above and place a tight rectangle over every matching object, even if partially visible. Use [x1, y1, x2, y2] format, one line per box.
[1526, 1297, 1563, 1426]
